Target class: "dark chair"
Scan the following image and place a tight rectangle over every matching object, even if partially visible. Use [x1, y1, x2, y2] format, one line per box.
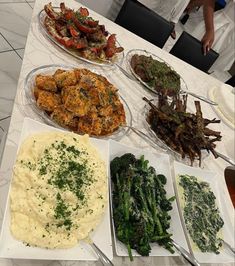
[115, 0, 174, 48]
[170, 31, 219, 73]
[225, 75, 235, 87]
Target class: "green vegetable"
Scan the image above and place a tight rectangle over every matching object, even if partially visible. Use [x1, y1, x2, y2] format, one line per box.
[111, 153, 175, 260]
[179, 174, 224, 254]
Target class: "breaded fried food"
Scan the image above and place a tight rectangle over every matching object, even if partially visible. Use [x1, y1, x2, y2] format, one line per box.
[51, 105, 77, 129]
[36, 89, 61, 112]
[33, 68, 126, 136]
[53, 69, 77, 88]
[63, 85, 90, 117]
[35, 74, 57, 92]
[77, 114, 102, 136]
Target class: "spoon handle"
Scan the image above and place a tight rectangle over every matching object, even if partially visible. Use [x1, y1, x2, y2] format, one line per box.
[222, 240, 235, 254]
[90, 243, 114, 266]
[172, 240, 201, 266]
[181, 90, 218, 105]
[114, 63, 137, 81]
[215, 151, 235, 166]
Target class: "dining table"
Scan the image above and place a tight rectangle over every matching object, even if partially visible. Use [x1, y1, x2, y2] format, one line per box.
[0, 0, 234, 266]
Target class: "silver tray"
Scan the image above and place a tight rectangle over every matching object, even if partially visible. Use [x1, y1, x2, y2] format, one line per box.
[24, 64, 133, 140]
[38, 8, 124, 67]
[125, 49, 188, 94]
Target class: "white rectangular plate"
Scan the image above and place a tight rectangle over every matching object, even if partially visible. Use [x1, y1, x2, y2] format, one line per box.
[109, 140, 189, 257]
[0, 118, 113, 261]
[174, 161, 235, 263]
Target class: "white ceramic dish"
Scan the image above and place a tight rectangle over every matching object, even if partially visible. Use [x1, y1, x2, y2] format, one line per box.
[38, 8, 124, 67]
[23, 64, 133, 140]
[174, 161, 235, 263]
[0, 118, 113, 261]
[109, 140, 189, 257]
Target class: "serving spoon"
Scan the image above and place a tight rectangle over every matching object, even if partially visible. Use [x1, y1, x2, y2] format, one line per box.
[90, 242, 114, 266]
[171, 239, 201, 266]
[123, 126, 235, 167]
[221, 240, 235, 255]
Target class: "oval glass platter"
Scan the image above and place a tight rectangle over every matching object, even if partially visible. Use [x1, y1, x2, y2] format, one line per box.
[38, 8, 124, 67]
[24, 64, 133, 140]
[138, 101, 210, 167]
[125, 49, 188, 95]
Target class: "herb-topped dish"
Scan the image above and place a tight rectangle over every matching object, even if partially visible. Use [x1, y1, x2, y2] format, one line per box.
[24, 64, 133, 140]
[126, 49, 187, 96]
[0, 118, 113, 260]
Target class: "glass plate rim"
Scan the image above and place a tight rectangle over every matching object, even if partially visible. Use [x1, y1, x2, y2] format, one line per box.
[38, 8, 124, 67]
[140, 103, 210, 166]
[24, 64, 133, 139]
[125, 48, 188, 95]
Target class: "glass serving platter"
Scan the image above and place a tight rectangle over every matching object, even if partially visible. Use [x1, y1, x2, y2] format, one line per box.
[24, 64, 133, 140]
[139, 102, 209, 167]
[125, 49, 188, 94]
[38, 8, 124, 67]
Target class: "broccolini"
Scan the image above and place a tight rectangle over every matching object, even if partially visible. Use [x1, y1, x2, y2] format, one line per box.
[110, 153, 175, 260]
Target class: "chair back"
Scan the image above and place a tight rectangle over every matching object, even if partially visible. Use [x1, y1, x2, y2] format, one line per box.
[170, 31, 219, 72]
[115, 0, 174, 48]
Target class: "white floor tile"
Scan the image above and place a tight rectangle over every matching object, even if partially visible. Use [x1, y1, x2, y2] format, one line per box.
[0, 3, 32, 49]
[16, 48, 25, 59]
[0, 51, 22, 120]
[0, 35, 11, 52]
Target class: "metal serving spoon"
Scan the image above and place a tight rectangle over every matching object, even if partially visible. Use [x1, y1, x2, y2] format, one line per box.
[172, 240, 201, 266]
[221, 240, 235, 255]
[123, 126, 235, 166]
[215, 151, 235, 167]
[180, 90, 218, 106]
[90, 242, 114, 266]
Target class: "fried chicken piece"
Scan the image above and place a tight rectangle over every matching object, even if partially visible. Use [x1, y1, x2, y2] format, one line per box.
[51, 105, 77, 129]
[35, 74, 57, 92]
[63, 85, 90, 117]
[36, 89, 61, 112]
[53, 69, 77, 88]
[99, 105, 113, 116]
[77, 114, 102, 136]
[74, 68, 93, 82]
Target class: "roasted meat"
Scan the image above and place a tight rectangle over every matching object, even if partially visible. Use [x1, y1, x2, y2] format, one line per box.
[131, 54, 180, 96]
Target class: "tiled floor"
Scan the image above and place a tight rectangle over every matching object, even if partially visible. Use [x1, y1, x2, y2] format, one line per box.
[0, 0, 232, 160]
[0, 0, 34, 157]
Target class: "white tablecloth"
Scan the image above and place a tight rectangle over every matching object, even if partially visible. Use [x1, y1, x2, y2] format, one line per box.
[0, 1, 234, 265]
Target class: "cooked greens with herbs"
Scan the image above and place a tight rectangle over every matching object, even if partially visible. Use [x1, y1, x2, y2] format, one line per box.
[179, 174, 224, 254]
[110, 153, 175, 260]
[130, 54, 180, 96]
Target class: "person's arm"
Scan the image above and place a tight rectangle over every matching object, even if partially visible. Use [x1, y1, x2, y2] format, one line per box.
[201, 0, 215, 55]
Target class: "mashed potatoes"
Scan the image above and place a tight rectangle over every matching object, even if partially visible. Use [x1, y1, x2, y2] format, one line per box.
[10, 132, 107, 248]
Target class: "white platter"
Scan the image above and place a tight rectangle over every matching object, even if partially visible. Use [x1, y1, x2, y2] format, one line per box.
[174, 161, 235, 263]
[0, 118, 113, 261]
[109, 140, 189, 257]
